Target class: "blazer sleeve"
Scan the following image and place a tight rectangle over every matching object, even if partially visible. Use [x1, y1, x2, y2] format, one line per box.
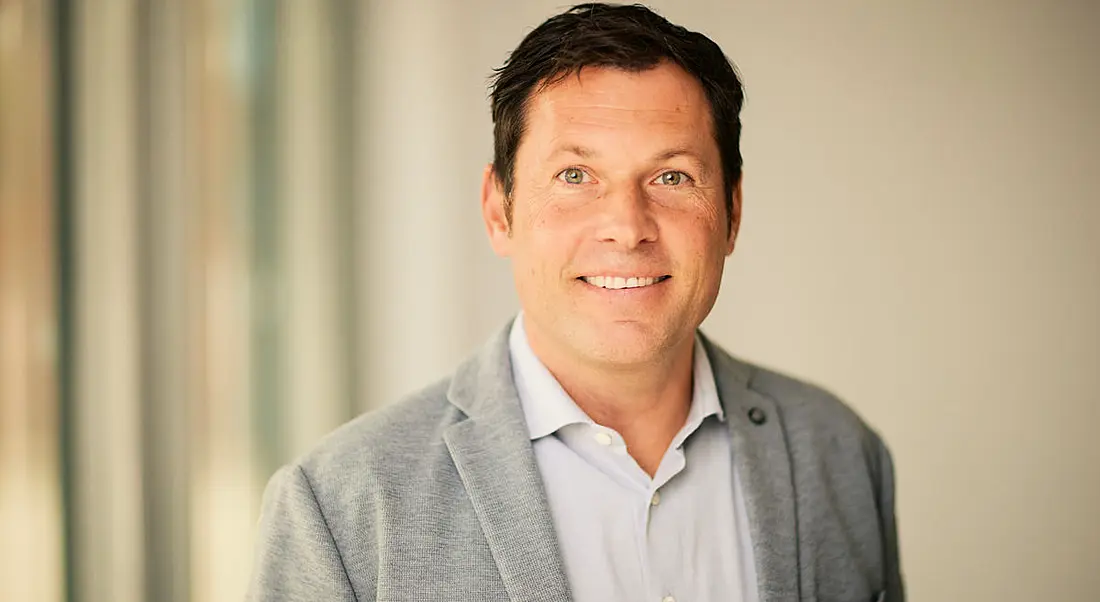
[246, 464, 359, 602]
[876, 438, 905, 602]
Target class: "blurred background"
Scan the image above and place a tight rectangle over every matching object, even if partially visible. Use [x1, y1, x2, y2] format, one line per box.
[1, 0, 1097, 601]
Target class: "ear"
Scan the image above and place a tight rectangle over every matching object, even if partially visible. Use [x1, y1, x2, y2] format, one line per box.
[726, 175, 743, 256]
[481, 163, 513, 257]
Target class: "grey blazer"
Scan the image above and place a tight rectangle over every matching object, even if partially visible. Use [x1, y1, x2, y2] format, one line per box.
[247, 324, 904, 602]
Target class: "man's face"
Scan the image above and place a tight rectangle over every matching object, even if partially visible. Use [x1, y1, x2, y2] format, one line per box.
[482, 62, 740, 367]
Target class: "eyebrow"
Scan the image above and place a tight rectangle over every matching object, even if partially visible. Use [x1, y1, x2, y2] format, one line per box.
[549, 144, 597, 159]
[548, 144, 710, 169]
[652, 146, 709, 169]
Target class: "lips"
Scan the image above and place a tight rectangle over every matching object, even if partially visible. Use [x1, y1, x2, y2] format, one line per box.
[578, 275, 671, 290]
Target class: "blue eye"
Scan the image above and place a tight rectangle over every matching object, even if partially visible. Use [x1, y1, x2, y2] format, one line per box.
[558, 168, 586, 184]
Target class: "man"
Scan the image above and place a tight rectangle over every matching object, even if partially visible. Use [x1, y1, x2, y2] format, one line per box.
[247, 4, 903, 601]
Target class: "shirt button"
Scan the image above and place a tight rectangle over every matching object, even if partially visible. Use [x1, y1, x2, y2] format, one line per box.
[651, 490, 661, 506]
[594, 431, 613, 446]
[662, 596, 676, 602]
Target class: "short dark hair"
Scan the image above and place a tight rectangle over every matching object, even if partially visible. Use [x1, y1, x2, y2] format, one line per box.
[489, 3, 745, 227]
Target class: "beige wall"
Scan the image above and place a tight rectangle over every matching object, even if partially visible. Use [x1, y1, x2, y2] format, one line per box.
[359, 1, 1100, 600]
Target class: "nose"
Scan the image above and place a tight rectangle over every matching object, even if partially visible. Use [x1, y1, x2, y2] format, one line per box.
[594, 184, 658, 249]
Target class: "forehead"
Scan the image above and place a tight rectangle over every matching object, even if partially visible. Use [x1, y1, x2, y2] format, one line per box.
[522, 63, 715, 155]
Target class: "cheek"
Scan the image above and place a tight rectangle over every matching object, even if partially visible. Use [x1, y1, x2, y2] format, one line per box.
[666, 200, 727, 250]
[526, 199, 588, 251]
[663, 205, 730, 289]
[511, 203, 583, 282]
[655, 189, 725, 237]
[689, 190, 726, 233]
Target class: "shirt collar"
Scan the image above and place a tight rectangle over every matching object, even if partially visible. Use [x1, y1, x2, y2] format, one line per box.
[509, 313, 592, 439]
[508, 312, 725, 442]
[673, 329, 726, 448]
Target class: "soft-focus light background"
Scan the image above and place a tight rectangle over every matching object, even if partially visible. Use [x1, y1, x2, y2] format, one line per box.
[2, 1, 1098, 601]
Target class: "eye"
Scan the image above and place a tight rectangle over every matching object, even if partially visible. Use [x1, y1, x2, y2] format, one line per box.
[654, 171, 691, 186]
[557, 167, 589, 185]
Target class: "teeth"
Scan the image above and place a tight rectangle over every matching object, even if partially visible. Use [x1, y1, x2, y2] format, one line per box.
[582, 275, 664, 290]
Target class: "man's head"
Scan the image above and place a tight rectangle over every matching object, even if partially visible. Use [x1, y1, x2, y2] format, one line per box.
[490, 3, 744, 229]
[481, 3, 745, 369]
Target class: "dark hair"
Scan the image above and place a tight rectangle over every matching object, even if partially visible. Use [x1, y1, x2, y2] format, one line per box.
[489, 3, 744, 227]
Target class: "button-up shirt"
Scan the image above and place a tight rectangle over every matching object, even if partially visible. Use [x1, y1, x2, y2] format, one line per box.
[509, 314, 759, 602]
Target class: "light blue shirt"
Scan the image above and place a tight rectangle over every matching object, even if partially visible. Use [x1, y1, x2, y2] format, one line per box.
[508, 314, 759, 602]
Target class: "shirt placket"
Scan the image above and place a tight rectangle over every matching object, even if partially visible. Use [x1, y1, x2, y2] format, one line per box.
[646, 444, 689, 602]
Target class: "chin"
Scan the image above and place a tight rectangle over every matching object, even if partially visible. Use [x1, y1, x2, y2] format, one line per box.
[574, 323, 666, 366]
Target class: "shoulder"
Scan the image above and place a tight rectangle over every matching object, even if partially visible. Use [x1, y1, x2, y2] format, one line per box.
[284, 376, 464, 505]
[745, 361, 892, 476]
[703, 334, 890, 466]
[749, 364, 872, 435]
[250, 375, 471, 594]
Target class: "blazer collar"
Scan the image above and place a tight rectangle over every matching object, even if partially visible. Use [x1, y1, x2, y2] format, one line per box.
[703, 334, 801, 601]
[444, 319, 573, 602]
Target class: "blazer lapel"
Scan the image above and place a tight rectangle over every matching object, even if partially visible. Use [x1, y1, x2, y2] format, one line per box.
[704, 336, 800, 602]
[444, 324, 572, 602]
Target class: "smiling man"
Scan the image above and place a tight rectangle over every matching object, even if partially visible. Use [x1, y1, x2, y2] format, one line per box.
[248, 4, 903, 602]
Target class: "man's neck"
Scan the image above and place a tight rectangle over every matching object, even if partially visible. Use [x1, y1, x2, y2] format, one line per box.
[525, 324, 695, 477]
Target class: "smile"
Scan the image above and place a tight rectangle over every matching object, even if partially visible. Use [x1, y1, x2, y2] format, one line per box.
[578, 275, 671, 290]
